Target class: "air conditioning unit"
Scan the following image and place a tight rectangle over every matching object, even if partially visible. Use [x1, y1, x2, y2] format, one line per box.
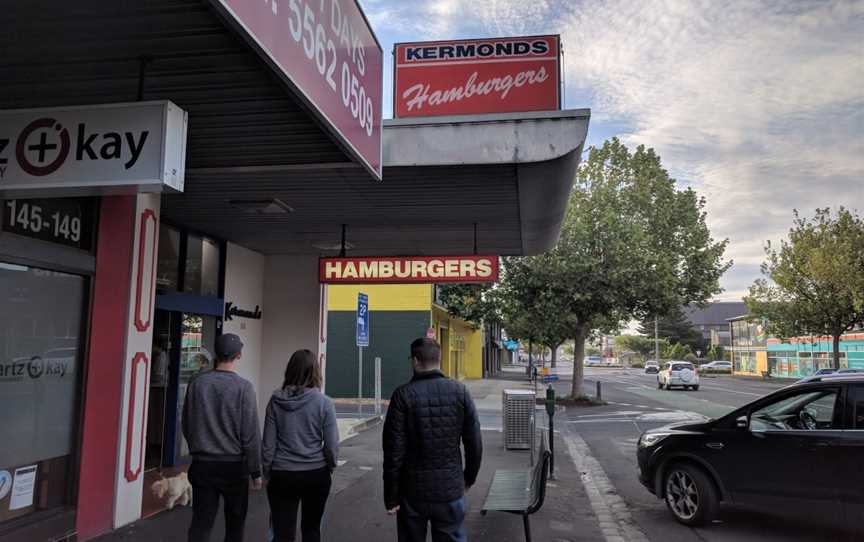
[502, 389, 536, 450]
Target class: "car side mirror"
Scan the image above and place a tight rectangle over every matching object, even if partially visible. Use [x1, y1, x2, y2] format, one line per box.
[736, 416, 748, 430]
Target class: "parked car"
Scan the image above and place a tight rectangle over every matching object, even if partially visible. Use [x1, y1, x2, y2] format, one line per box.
[637, 374, 864, 529]
[644, 360, 660, 374]
[700, 360, 732, 373]
[658, 361, 699, 390]
[797, 367, 864, 383]
[584, 355, 603, 366]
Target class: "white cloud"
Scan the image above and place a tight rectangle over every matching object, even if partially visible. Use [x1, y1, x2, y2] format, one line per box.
[363, 0, 864, 300]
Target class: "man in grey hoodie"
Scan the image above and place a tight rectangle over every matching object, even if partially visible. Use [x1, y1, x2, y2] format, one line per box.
[182, 333, 261, 542]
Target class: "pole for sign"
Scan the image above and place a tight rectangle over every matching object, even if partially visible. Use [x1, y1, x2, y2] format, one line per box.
[375, 357, 382, 416]
[358, 346, 363, 415]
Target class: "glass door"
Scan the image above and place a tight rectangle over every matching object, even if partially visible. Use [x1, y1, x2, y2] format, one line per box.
[145, 311, 175, 471]
[174, 314, 217, 461]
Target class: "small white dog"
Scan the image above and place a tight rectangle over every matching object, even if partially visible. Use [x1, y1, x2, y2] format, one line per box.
[151, 472, 192, 509]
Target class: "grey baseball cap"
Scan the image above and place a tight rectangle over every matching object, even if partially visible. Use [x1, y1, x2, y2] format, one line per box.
[215, 333, 244, 359]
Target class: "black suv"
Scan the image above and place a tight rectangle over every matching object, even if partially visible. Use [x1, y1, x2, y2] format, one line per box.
[637, 374, 864, 528]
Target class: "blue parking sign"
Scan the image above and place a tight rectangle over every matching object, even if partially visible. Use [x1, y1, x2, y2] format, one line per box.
[356, 293, 369, 347]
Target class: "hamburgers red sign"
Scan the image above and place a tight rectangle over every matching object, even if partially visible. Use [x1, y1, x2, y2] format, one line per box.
[319, 255, 499, 284]
[394, 35, 560, 118]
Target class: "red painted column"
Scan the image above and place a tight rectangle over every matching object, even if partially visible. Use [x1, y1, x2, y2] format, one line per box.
[76, 196, 136, 540]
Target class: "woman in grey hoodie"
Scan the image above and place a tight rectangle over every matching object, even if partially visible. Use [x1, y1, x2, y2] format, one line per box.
[262, 349, 338, 542]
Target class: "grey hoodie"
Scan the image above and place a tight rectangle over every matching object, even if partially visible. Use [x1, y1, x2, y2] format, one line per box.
[262, 386, 339, 475]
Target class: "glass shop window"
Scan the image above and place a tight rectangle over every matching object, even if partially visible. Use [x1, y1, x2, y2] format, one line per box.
[156, 225, 181, 292]
[184, 235, 220, 297]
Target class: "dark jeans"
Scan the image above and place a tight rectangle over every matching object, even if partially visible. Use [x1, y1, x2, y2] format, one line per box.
[397, 497, 467, 542]
[188, 460, 249, 542]
[267, 467, 332, 542]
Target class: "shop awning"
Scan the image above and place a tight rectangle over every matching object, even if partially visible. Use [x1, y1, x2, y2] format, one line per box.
[1, 1, 590, 257]
[1, 1, 361, 173]
[165, 109, 589, 256]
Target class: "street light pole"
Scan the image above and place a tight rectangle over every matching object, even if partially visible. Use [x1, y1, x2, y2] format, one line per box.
[654, 316, 660, 362]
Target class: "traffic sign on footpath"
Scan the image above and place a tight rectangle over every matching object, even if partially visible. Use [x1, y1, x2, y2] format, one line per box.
[356, 292, 369, 347]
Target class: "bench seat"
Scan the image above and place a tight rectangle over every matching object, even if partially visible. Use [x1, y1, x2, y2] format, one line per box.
[481, 470, 533, 512]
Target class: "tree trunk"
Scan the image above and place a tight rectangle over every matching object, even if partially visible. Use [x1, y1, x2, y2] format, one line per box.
[551, 343, 559, 369]
[832, 333, 841, 370]
[570, 326, 588, 399]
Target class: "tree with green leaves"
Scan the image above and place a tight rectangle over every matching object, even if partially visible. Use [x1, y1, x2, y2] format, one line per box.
[745, 208, 864, 369]
[613, 335, 660, 361]
[637, 308, 706, 353]
[494, 254, 574, 368]
[532, 138, 729, 398]
[436, 283, 498, 326]
[706, 344, 725, 361]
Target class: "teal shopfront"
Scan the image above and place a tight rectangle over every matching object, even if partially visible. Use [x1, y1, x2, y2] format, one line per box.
[767, 334, 864, 378]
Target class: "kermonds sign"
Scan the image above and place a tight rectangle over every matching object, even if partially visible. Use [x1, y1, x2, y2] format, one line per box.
[394, 35, 560, 118]
[0, 101, 187, 196]
[320, 255, 499, 284]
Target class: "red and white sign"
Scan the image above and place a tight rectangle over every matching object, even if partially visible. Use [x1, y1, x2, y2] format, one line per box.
[209, 0, 383, 179]
[320, 255, 500, 284]
[394, 35, 560, 118]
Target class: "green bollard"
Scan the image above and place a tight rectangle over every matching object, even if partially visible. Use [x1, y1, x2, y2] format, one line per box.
[545, 384, 556, 478]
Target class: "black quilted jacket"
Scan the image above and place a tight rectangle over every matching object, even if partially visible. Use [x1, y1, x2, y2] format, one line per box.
[383, 370, 482, 509]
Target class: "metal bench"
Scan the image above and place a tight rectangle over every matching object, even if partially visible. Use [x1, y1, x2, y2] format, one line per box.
[481, 432, 551, 542]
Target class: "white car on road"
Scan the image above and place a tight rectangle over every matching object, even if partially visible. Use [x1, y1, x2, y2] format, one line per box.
[657, 361, 699, 390]
[699, 360, 732, 372]
[584, 355, 603, 366]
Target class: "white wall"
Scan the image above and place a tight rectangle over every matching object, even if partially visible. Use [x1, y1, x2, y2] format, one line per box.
[222, 243, 265, 399]
[259, 254, 323, 416]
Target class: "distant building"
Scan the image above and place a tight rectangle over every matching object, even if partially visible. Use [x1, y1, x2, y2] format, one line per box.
[727, 314, 864, 378]
[727, 315, 768, 375]
[683, 302, 748, 346]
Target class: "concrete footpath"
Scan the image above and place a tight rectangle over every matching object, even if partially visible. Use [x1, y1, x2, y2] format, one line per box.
[96, 378, 603, 542]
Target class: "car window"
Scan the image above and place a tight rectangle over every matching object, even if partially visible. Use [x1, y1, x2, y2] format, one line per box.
[749, 389, 839, 432]
[853, 385, 864, 429]
[672, 363, 694, 371]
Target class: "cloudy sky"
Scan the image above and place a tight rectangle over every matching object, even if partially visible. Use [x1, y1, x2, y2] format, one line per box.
[360, 0, 864, 300]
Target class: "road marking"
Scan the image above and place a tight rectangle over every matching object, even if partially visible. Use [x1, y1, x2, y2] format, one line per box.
[568, 410, 708, 424]
[574, 411, 644, 418]
[569, 419, 636, 424]
[563, 429, 650, 542]
[697, 384, 764, 397]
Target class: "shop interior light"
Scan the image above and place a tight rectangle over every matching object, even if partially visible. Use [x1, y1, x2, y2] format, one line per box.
[226, 198, 293, 215]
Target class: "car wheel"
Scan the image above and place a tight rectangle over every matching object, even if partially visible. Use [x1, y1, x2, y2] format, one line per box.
[693, 385, 699, 391]
[663, 463, 719, 526]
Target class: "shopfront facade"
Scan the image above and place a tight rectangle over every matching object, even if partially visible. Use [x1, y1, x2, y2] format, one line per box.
[728, 316, 768, 376]
[766, 333, 864, 378]
[324, 283, 484, 399]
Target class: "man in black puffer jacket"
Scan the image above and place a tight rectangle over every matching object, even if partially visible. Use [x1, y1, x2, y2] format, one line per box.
[383, 337, 483, 542]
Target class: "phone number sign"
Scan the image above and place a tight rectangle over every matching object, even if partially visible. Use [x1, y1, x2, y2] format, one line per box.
[209, 0, 383, 179]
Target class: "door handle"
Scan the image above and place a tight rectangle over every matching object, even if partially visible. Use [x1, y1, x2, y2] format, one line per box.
[706, 442, 724, 450]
